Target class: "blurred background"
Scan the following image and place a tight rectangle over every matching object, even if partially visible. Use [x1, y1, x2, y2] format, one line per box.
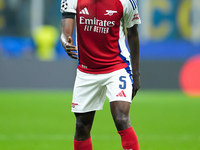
[0, 1, 200, 150]
[0, 0, 200, 91]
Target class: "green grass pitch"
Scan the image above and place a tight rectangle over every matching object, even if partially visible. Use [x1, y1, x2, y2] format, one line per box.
[0, 90, 200, 150]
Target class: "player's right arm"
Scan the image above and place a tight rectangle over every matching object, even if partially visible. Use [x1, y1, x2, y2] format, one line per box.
[61, 18, 78, 59]
[60, 0, 78, 59]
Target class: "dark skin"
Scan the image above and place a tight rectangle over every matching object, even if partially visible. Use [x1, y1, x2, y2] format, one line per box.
[127, 25, 141, 98]
[61, 19, 78, 59]
[61, 18, 140, 141]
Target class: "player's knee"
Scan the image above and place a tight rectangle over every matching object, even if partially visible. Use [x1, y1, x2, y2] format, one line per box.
[114, 115, 131, 130]
[114, 115, 129, 124]
[75, 121, 91, 136]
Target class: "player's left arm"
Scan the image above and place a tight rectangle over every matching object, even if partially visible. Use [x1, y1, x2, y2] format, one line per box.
[127, 24, 140, 98]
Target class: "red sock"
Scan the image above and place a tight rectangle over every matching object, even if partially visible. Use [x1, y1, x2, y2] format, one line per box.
[73, 137, 93, 150]
[118, 126, 140, 150]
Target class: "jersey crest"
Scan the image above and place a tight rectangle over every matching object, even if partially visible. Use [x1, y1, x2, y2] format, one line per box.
[104, 10, 118, 16]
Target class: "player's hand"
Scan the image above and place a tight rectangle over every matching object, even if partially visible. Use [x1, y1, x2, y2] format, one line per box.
[132, 71, 140, 99]
[60, 34, 78, 59]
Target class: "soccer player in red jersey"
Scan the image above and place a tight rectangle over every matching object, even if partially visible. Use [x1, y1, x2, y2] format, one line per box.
[60, 0, 141, 149]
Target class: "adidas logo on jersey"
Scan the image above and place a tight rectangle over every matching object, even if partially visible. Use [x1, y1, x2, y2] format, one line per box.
[116, 90, 126, 97]
[80, 7, 89, 15]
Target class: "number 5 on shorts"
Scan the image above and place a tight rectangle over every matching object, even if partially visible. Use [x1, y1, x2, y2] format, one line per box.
[119, 76, 126, 89]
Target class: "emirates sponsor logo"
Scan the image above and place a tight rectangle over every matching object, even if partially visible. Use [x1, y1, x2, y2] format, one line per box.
[80, 17, 115, 27]
[79, 8, 116, 34]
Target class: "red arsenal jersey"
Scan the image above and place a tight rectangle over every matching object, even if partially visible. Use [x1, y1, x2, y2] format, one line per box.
[61, 0, 141, 74]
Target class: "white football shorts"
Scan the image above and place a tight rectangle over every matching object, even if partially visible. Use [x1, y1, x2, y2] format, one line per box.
[71, 68, 133, 113]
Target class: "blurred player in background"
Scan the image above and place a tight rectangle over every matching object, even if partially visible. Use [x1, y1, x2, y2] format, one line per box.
[60, 0, 141, 149]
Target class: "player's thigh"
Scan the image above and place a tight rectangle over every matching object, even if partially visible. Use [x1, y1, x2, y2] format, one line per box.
[110, 101, 131, 131]
[110, 101, 131, 116]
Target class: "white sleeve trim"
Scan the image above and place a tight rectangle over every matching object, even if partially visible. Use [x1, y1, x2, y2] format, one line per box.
[120, 0, 141, 28]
